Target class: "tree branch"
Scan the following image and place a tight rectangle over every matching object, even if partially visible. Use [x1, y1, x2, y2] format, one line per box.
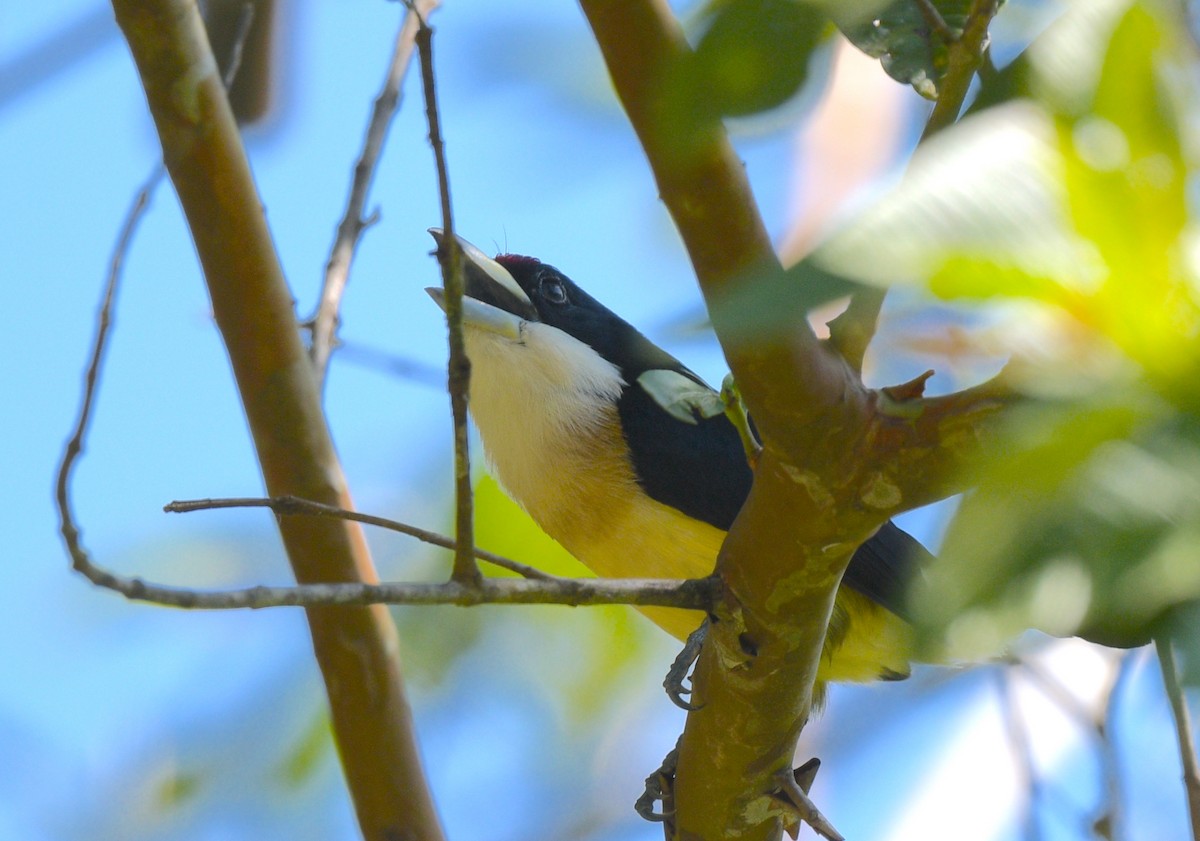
[869, 368, 1017, 515]
[308, 1, 438, 388]
[573, 4, 891, 838]
[825, 288, 885, 373]
[107, 3, 444, 838]
[578, 2, 1012, 837]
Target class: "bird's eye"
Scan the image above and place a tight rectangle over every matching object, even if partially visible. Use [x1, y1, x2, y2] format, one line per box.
[540, 278, 568, 305]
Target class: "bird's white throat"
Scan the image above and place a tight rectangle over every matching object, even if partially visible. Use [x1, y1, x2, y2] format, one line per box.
[464, 322, 627, 531]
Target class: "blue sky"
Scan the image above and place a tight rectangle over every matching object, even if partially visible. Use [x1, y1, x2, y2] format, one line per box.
[1, 1, 1194, 839]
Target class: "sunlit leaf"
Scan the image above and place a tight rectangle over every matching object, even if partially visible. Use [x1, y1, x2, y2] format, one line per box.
[812, 102, 1097, 290]
[1052, 4, 1192, 374]
[928, 256, 1085, 306]
[708, 259, 864, 341]
[1025, 0, 1133, 116]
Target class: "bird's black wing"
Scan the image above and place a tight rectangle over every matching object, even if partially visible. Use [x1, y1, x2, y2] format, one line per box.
[618, 369, 926, 620]
[841, 520, 929, 622]
[618, 369, 754, 532]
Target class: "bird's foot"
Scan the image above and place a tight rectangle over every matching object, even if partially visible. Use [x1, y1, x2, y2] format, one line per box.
[635, 740, 680, 839]
[664, 621, 707, 710]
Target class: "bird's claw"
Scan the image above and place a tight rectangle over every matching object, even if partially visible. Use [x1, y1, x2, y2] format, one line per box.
[635, 743, 680, 838]
[664, 621, 707, 710]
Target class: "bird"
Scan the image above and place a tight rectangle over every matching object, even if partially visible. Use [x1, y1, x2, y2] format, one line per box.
[427, 230, 929, 687]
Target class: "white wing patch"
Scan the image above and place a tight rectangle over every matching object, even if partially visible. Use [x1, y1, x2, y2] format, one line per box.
[636, 369, 726, 425]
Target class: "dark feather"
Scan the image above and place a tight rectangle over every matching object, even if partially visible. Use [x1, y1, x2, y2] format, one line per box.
[620, 374, 927, 620]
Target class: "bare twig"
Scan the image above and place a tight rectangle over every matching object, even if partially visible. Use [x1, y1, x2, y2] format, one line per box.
[54, 196, 707, 613]
[109, 4, 447, 835]
[58, 560, 715, 611]
[309, 1, 439, 387]
[1157, 636, 1200, 841]
[1015, 649, 1134, 840]
[166, 495, 552, 580]
[413, 7, 479, 587]
[56, 168, 162, 588]
[1096, 650, 1140, 841]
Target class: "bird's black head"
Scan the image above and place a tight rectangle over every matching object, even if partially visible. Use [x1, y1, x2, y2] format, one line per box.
[430, 230, 681, 379]
[493, 253, 661, 373]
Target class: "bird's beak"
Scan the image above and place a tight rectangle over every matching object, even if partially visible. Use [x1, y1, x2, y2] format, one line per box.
[426, 229, 537, 341]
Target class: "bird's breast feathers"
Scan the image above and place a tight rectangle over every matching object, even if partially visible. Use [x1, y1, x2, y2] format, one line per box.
[465, 326, 727, 638]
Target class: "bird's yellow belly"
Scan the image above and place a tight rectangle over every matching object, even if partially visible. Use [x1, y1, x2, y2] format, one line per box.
[549, 483, 913, 685]
[473, 385, 912, 685]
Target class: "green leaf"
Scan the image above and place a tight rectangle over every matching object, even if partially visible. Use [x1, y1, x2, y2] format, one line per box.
[911, 393, 1163, 657]
[837, 0, 976, 99]
[707, 258, 865, 341]
[690, 0, 827, 116]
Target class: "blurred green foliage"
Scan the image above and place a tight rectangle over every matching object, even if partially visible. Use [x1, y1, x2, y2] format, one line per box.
[804, 0, 1200, 677]
[468, 476, 659, 721]
[690, 0, 827, 116]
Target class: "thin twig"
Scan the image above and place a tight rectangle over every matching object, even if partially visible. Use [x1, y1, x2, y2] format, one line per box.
[1156, 636, 1200, 841]
[68, 563, 715, 612]
[58, 4, 258, 602]
[166, 495, 552, 580]
[309, 0, 439, 387]
[56, 168, 163, 587]
[1016, 649, 1134, 840]
[413, 6, 479, 587]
